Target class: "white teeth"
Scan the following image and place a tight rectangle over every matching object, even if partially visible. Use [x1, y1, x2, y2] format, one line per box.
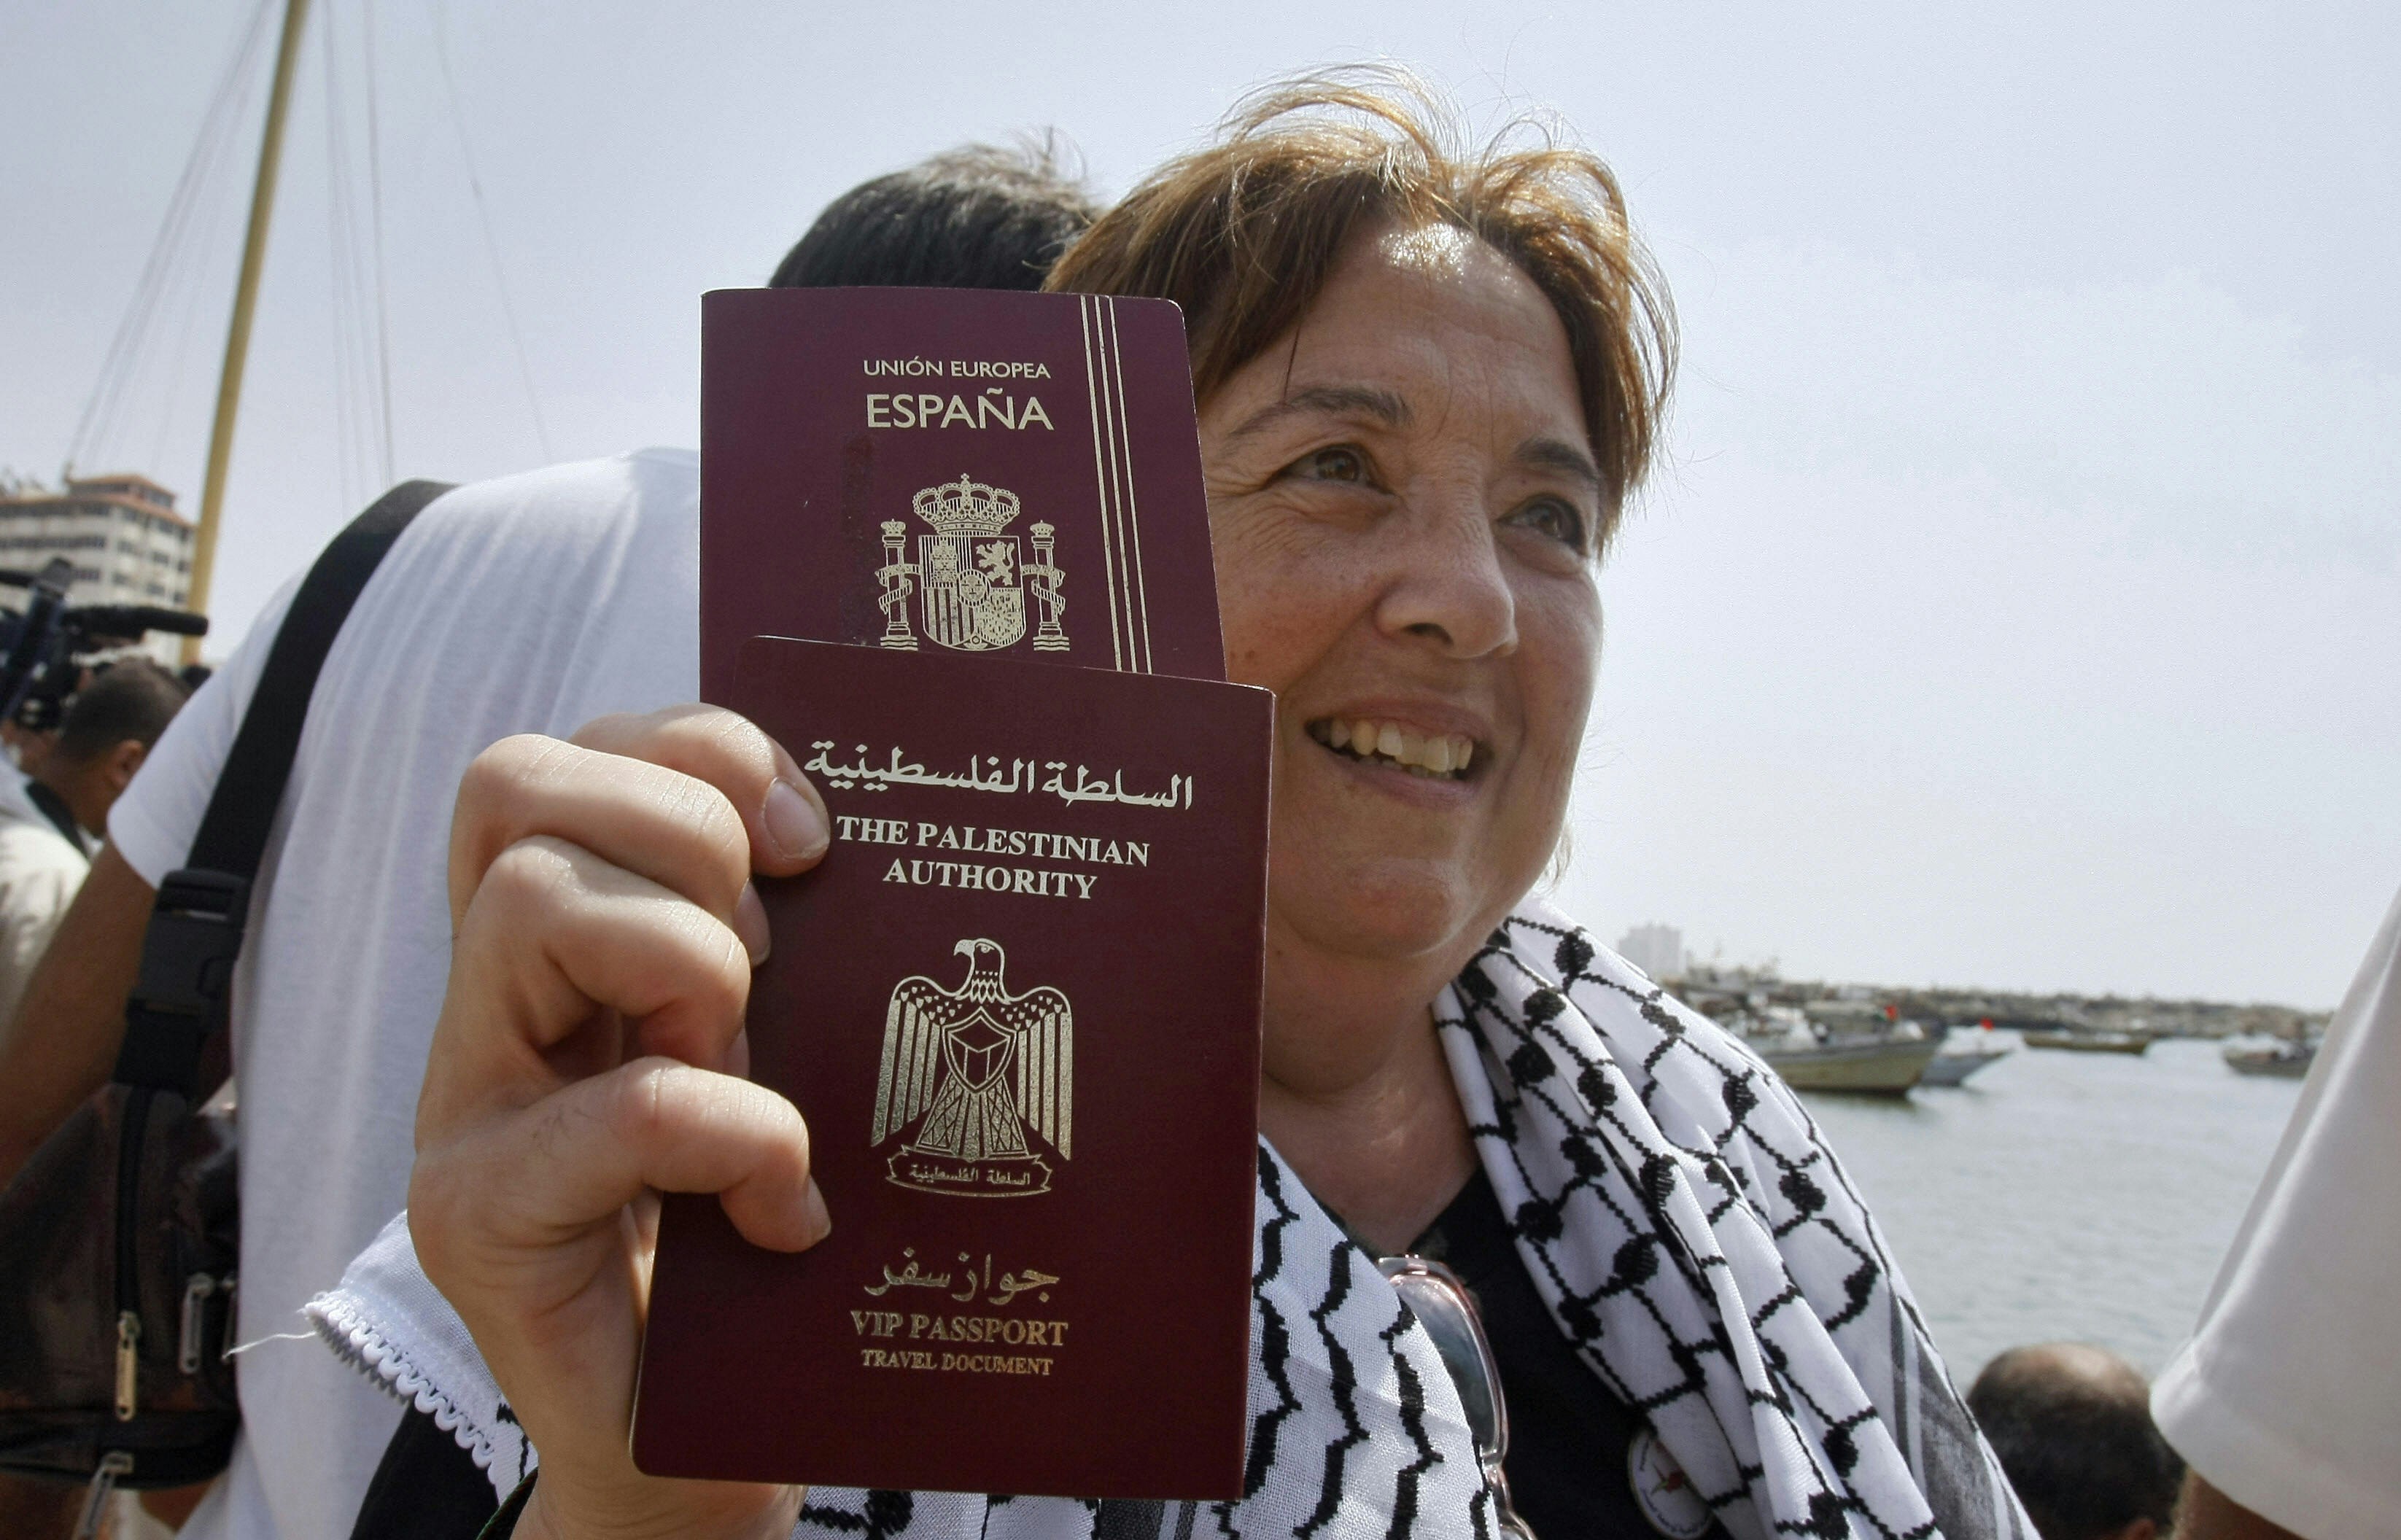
[1311, 717, 1479, 779]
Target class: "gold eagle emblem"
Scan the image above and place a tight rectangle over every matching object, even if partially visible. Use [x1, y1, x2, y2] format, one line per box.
[872, 938, 1072, 1197]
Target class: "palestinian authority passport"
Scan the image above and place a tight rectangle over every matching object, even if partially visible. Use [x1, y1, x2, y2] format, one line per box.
[632, 289, 1271, 1501]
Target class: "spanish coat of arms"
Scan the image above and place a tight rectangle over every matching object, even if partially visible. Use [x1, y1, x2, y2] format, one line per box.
[875, 475, 1068, 654]
[872, 938, 1072, 1197]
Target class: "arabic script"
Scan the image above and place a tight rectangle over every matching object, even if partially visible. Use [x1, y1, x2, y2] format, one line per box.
[804, 742, 1192, 809]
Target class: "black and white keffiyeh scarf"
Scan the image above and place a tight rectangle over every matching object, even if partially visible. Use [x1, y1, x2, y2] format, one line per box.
[311, 899, 2030, 1540]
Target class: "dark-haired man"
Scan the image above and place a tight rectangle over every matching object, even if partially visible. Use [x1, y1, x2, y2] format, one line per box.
[0, 662, 187, 1022]
[1968, 1343, 2184, 1540]
[0, 141, 1099, 1540]
[772, 139, 1096, 289]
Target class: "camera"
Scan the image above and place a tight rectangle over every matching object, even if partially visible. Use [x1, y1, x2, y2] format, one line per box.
[0, 556, 209, 732]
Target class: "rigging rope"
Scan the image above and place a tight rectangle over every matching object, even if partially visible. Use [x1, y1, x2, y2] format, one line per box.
[321, 0, 397, 510]
[433, 2, 554, 462]
[362, 0, 395, 485]
[145, 87, 257, 476]
[322, 0, 360, 511]
[66, 0, 279, 478]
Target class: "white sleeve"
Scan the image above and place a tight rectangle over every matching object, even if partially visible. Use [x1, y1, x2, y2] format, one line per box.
[0, 837, 88, 1022]
[2152, 882, 2401, 1540]
[106, 578, 304, 887]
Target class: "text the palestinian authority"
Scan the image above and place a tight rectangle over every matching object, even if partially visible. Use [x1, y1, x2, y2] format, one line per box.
[839, 817, 1148, 902]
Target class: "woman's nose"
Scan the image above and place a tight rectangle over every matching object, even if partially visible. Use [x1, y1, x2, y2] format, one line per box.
[1373, 497, 1518, 658]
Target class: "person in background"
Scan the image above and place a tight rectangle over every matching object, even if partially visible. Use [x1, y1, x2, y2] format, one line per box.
[1, 718, 58, 778]
[0, 659, 188, 1539]
[0, 662, 188, 1023]
[1967, 1343, 2182, 1540]
[2150, 882, 2401, 1540]
[0, 143, 1098, 1540]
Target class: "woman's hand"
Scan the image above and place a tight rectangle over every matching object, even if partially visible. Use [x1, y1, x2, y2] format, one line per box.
[409, 705, 833, 1540]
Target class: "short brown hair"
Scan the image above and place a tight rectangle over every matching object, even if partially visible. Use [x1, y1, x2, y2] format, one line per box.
[1046, 68, 1675, 543]
[55, 661, 188, 765]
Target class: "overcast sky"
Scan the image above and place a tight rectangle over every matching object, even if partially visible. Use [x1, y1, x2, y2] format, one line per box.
[6, 1, 2394, 1005]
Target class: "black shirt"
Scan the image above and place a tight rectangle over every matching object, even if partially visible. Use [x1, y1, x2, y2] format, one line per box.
[1405, 1170, 1729, 1540]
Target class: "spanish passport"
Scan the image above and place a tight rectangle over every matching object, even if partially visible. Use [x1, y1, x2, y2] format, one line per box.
[635, 289, 1268, 1498]
[697, 286, 1227, 699]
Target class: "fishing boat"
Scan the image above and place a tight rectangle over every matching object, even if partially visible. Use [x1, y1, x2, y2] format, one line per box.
[1739, 1008, 1942, 1094]
[1763, 1036, 1944, 1093]
[1918, 1033, 2012, 1087]
[2021, 1027, 2154, 1055]
[2223, 1040, 2315, 1078]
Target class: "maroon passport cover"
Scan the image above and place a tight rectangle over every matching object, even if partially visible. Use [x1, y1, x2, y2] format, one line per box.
[700, 287, 1225, 699]
[632, 637, 1271, 1498]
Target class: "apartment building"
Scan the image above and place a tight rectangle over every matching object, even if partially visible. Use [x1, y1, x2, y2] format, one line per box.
[0, 472, 195, 609]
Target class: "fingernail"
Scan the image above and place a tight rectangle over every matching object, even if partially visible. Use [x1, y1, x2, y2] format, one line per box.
[798, 1178, 831, 1248]
[734, 883, 771, 965]
[763, 777, 828, 863]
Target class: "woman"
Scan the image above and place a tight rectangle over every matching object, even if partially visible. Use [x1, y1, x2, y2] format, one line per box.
[365, 74, 2028, 1539]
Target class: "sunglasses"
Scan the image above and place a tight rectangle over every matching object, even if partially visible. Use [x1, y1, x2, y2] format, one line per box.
[1377, 1255, 1537, 1540]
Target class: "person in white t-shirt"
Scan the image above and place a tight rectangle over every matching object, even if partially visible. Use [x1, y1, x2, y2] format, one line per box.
[0, 766, 91, 1024]
[0, 661, 188, 1022]
[0, 144, 1100, 1540]
[2150, 882, 2401, 1540]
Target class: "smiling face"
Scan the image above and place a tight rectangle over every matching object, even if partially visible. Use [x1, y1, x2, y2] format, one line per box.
[1200, 222, 1605, 981]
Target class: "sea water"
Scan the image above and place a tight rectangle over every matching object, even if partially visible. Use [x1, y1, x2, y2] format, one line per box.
[1796, 1035, 2303, 1382]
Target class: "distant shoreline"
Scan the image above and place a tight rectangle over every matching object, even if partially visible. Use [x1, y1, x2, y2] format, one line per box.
[1658, 965, 2327, 1042]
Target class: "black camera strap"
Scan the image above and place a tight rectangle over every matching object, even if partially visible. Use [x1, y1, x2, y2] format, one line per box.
[112, 480, 454, 1096]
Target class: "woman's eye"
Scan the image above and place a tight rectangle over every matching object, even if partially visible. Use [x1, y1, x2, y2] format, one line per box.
[1506, 496, 1588, 552]
[1290, 446, 1370, 484]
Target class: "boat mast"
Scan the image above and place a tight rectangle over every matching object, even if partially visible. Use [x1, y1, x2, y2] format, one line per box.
[183, 0, 312, 665]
